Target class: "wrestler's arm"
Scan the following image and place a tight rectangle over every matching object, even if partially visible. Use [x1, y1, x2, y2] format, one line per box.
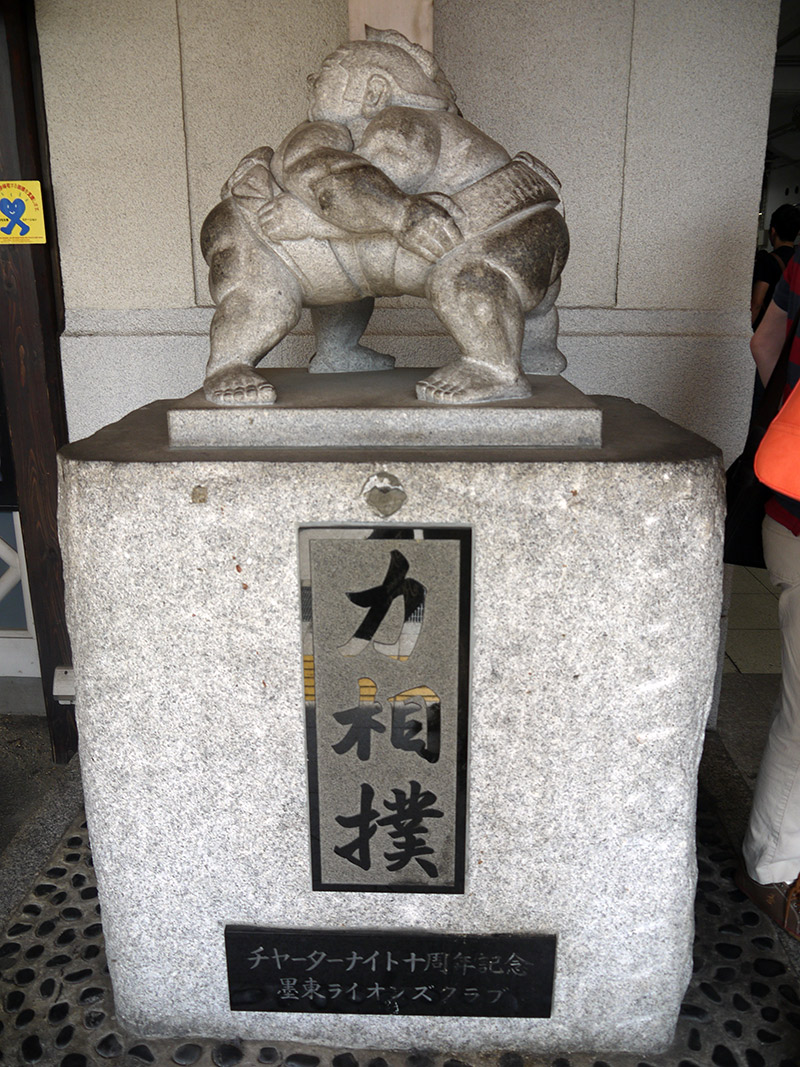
[274, 119, 460, 261]
[356, 108, 440, 192]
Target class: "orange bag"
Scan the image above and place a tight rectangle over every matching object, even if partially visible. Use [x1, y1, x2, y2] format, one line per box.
[754, 381, 800, 501]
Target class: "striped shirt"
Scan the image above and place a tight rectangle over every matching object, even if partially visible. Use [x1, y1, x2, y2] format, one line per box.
[766, 246, 800, 532]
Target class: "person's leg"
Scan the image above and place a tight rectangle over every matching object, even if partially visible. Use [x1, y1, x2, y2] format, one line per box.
[201, 201, 303, 405]
[520, 278, 567, 376]
[416, 255, 531, 403]
[309, 299, 395, 373]
[416, 207, 567, 403]
[738, 514, 800, 935]
[744, 515, 800, 883]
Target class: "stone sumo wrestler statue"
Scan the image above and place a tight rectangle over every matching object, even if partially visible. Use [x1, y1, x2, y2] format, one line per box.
[201, 28, 569, 406]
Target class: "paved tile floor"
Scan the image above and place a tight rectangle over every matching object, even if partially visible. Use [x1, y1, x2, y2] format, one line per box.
[724, 567, 781, 677]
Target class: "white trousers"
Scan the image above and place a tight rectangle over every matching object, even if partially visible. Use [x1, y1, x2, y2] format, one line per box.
[743, 514, 800, 885]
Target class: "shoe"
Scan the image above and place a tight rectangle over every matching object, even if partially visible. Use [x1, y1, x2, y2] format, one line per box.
[734, 865, 800, 940]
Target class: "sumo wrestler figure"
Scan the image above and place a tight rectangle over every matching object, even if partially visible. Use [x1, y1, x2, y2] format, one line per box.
[201, 28, 569, 405]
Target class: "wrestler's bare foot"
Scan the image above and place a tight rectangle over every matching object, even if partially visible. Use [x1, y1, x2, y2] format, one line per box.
[204, 365, 277, 406]
[309, 344, 395, 373]
[415, 361, 532, 404]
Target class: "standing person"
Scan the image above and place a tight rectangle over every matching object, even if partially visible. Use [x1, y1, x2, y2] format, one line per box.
[751, 204, 800, 331]
[736, 246, 800, 937]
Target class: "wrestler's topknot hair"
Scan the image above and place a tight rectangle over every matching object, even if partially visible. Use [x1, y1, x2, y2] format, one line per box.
[364, 26, 458, 108]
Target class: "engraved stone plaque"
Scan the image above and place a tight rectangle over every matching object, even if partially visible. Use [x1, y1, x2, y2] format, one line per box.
[299, 526, 471, 892]
[226, 927, 556, 1017]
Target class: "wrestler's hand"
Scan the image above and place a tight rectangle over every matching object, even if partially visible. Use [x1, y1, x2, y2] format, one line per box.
[258, 194, 346, 241]
[395, 194, 463, 261]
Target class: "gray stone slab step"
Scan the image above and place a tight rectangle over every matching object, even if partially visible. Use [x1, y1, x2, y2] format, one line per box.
[166, 370, 602, 450]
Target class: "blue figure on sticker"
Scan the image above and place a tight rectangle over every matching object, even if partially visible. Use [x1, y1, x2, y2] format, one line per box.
[1, 198, 30, 236]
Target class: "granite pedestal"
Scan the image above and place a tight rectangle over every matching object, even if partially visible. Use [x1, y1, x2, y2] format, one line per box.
[57, 376, 724, 1055]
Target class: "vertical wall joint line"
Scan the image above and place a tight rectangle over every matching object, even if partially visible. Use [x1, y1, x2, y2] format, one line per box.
[615, 0, 637, 307]
[174, 0, 198, 307]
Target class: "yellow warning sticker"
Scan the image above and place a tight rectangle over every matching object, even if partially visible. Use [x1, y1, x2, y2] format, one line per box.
[0, 181, 46, 244]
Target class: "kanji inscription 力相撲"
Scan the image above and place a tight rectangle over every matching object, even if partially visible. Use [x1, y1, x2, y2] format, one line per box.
[298, 526, 471, 892]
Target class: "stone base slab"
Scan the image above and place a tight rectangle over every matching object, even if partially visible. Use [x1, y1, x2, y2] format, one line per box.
[58, 394, 724, 1053]
[166, 370, 602, 449]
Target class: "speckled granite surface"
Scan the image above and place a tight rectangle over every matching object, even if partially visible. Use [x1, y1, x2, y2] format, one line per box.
[57, 393, 724, 1052]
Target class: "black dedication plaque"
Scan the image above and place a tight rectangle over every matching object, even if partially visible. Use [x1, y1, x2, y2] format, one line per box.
[226, 927, 556, 1017]
[299, 526, 471, 892]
